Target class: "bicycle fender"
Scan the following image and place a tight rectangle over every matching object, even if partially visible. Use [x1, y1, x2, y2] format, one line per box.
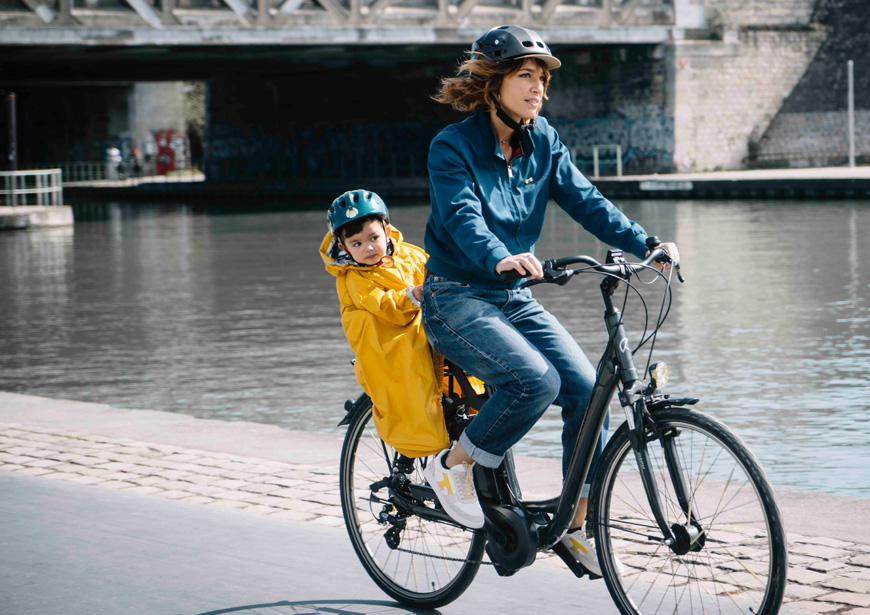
[338, 392, 372, 427]
[648, 397, 699, 411]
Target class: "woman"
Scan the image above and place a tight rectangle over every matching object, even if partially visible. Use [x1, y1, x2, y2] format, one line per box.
[420, 25, 679, 575]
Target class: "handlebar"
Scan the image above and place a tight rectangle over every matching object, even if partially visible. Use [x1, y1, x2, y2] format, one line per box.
[499, 237, 683, 286]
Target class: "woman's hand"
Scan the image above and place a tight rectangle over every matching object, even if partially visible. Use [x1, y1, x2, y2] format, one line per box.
[411, 285, 423, 302]
[648, 242, 680, 272]
[496, 253, 544, 279]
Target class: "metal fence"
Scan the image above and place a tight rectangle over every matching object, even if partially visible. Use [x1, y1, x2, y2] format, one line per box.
[0, 169, 63, 206]
[571, 144, 624, 178]
[33, 162, 108, 183]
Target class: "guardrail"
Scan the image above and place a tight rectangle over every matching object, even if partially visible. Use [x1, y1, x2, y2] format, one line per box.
[34, 162, 108, 183]
[571, 144, 624, 179]
[0, 169, 63, 206]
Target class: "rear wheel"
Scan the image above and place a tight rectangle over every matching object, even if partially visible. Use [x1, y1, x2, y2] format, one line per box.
[591, 407, 788, 615]
[338, 397, 485, 608]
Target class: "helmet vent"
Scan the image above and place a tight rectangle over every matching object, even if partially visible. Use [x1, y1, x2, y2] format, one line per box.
[522, 40, 534, 48]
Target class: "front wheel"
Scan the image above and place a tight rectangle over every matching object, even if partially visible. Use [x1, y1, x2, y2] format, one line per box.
[338, 396, 485, 608]
[590, 407, 788, 615]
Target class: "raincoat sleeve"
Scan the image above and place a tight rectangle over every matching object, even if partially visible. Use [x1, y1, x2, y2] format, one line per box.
[428, 136, 513, 275]
[345, 272, 419, 327]
[546, 126, 649, 260]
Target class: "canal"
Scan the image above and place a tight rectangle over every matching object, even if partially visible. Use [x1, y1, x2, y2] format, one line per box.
[0, 198, 867, 498]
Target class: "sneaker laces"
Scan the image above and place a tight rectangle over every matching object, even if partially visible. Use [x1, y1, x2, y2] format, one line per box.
[453, 463, 477, 502]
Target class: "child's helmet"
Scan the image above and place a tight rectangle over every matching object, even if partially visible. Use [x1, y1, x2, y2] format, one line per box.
[471, 25, 561, 69]
[328, 189, 390, 235]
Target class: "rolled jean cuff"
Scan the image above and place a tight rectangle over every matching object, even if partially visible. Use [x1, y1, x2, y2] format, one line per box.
[459, 431, 503, 469]
[580, 483, 591, 499]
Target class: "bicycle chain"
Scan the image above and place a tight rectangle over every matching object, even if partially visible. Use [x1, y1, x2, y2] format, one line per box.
[391, 545, 493, 566]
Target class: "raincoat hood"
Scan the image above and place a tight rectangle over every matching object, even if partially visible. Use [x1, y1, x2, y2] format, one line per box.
[319, 227, 399, 276]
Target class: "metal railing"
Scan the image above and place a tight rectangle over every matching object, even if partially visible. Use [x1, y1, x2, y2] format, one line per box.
[34, 162, 108, 183]
[571, 144, 624, 178]
[0, 169, 63, 206]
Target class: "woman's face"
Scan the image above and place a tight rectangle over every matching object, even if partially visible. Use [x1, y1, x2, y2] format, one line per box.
[498, 59, 547, 123]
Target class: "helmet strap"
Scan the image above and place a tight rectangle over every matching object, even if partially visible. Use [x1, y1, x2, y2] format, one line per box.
[495, 104, 523, 132]
[494, 103, 536, 154]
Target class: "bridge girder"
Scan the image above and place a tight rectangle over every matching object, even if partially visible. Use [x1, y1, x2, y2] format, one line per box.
[0, 0, 680, 45]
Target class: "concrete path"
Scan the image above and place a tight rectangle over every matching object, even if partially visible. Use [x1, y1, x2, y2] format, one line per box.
[1, 391, 869, 614]
[1, 472, 619, 615]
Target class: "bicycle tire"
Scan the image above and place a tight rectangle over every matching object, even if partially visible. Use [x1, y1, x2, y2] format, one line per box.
[590, 406, 788, 615]
[338, 397, 485, 608]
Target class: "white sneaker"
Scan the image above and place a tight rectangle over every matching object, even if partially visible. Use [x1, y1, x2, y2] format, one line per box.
[561, 525, 625, 577]
[423, 449, 484, 529]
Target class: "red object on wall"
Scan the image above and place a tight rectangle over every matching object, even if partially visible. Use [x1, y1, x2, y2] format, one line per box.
[155, 131, 176, 175]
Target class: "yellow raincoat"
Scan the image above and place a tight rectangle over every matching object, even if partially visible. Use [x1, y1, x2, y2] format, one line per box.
[319, 227, 450, 457]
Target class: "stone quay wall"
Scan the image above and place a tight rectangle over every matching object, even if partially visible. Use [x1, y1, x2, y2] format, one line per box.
[751, 0, 870, 168]
[670, 0, 828, 172]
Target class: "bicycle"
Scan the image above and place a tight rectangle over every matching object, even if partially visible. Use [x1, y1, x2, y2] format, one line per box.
[337, 239, 788, 614]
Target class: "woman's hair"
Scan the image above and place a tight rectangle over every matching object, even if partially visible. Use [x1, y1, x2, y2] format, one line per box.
[433, 55, 551, 113]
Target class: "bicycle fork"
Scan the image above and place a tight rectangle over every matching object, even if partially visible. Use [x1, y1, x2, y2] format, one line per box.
[605, 281, 704, 553]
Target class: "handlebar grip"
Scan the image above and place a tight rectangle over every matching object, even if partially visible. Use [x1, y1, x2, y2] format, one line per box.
[499, 269, 527, 282]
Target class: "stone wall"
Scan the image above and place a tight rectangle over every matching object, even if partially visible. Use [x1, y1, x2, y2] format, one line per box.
[670, 26, 827, 171]
[675, 0, 870, 171]
[706, 0, 815, 28]
[547, 45, 673, 176]
[750, 0, 870, 167]
[205, 46, 674, 187]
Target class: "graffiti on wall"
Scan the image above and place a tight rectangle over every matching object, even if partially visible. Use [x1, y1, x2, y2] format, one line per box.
[552, 113, 674, 176]
[206, 113, 673, 182]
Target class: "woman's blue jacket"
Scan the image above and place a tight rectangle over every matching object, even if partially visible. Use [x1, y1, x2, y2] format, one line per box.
[424, 111, 650, 288]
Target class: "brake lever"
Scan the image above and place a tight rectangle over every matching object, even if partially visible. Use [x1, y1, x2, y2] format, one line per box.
[548, 267, 574, 285]
[646, 237, 685, 284]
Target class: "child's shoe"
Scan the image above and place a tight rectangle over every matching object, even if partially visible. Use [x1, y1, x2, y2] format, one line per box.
[423, 449, 484, 529]
[560, 524, 625, 577]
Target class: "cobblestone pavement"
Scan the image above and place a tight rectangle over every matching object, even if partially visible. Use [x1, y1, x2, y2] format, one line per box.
[2, 420, 870, 614]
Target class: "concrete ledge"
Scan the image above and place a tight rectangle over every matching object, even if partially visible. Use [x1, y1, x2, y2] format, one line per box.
[596, 166, 870, 199]
[0, 206, 74, 230]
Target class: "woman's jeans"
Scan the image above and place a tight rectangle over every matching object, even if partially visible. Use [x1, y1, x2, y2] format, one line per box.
[421, 275, 608, 496]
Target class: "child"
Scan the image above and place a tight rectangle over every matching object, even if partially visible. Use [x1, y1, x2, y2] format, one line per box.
[319, 189, 450, 458]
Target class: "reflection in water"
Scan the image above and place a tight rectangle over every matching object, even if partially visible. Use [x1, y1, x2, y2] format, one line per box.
[0, 199, 867, 498]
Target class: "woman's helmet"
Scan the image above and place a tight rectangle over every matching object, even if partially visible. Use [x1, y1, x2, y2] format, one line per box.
[471, 25, 561, 69]
[328, 189, 390, 235]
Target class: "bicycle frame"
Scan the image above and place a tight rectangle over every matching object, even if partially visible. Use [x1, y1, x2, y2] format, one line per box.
[465, 248, 699, 572]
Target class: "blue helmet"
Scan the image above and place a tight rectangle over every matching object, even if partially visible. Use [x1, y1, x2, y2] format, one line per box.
[472, 25, 561, 69]
[328, 189, 390, 235]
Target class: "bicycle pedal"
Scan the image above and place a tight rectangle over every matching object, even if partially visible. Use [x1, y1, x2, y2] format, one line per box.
[551, 541, 590, 579]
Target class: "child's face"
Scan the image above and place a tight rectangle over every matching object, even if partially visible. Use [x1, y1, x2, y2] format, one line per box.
[340, 220, 390, 266]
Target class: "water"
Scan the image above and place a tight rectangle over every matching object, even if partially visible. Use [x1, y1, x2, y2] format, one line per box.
[1, 199, 868, 498]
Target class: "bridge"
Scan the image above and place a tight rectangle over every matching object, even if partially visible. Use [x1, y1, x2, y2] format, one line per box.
[4, 0, 859, 182]
[0, 0, 695, 47]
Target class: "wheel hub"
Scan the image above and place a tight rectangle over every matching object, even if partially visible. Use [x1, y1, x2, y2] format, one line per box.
[669, 523, 706, 556]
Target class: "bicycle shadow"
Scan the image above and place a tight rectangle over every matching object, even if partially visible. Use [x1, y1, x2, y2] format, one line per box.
[195, 599, 442, 615]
